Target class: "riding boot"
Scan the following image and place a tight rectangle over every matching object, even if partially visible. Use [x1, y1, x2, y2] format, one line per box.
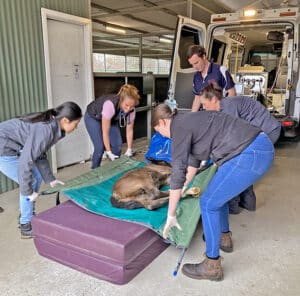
[182, 255, 223, 281]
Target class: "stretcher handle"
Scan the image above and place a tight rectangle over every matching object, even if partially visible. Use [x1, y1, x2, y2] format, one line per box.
[173, 247, 187, 276]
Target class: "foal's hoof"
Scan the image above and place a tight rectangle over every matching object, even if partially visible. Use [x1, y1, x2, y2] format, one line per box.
[185, 187, 201, 197]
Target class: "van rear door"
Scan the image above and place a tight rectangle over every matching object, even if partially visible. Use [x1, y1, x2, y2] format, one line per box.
[167, 16, 206, 110]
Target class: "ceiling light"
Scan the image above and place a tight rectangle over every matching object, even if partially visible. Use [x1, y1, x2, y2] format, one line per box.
[106, 25, 126, 34]
[244, 9, 256, 17]
[159, 37, 172, 44]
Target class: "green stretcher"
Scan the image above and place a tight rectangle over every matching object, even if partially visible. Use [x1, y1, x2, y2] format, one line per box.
[43, 157, 217, 249]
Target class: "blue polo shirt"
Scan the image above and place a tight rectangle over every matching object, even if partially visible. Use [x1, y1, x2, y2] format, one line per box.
[192, 62, 235, 96]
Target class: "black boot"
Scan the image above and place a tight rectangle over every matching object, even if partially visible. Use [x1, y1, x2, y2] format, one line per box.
[239, 185, 256, 211]
[229, 196, 242, 214]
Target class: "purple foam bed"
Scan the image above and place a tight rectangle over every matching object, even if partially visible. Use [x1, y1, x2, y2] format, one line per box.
[32, 201, 169, 285]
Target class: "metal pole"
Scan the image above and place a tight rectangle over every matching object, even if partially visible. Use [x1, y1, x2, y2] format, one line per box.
[147, 94, 152, 139]
[187, 0, 192, 18]
[234, 44, 239, 74]
[139, 36, 142, 73]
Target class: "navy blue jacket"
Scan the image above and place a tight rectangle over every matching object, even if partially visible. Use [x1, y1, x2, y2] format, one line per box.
[86, 94, 133, 126]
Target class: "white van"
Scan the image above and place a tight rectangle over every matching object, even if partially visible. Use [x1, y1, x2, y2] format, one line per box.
[168, 7, 300, 138]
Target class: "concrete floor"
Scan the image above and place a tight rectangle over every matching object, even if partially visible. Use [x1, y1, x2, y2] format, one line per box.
[0, 138, 300, 296]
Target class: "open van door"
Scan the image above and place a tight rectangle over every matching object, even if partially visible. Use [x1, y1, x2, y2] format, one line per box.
[167, 16, 206, 110]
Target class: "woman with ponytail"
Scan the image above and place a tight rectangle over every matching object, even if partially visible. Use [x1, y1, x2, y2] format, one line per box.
[0, 101, 82, 238]
[84, 84, 140, 169]
[152, 103, 274, 281]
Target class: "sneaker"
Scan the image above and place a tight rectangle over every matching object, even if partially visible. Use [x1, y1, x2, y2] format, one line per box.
[18, 210, 35, 228]
[20, 222, 33, 239]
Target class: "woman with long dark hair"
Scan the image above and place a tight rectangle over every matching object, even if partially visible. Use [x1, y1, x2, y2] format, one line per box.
[0, 101, 82, 238]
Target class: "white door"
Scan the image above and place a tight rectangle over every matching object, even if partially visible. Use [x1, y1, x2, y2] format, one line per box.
[168, 16, 206, 110]
[41, 9, 93, 171]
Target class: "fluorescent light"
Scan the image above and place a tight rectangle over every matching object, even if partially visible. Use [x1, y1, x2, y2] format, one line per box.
[106, 25, 126, 34]
[159, 37, 172, 44]
[244, 9, 256, 17]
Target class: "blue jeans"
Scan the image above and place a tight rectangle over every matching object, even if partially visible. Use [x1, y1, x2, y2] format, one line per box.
[200, 133, 274, 258]
[228, 125, 281, 211]
[0, 155, 42, 224]
[84, 112, 122, 169]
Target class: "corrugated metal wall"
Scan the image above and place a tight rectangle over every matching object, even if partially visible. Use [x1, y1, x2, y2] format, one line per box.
[0, 0, 90, 193]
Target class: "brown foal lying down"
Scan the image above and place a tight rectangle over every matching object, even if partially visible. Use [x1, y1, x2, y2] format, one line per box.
[111, 162, 200, 210]
[111, 162, 171, 210]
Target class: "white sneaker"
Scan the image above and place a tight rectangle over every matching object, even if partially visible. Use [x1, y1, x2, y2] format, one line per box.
[102, 151, 108, 159]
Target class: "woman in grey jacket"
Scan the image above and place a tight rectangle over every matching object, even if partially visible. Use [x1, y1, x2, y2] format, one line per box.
[0, 101, 82, 238]
[152, 103, 274, 281]
[198, 82, 281, 213]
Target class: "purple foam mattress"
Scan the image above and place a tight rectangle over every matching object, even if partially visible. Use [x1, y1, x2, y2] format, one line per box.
[32, 201, 169, 285]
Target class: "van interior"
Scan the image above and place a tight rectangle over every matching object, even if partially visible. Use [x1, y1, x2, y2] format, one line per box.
[174, 22, 295, 116]
[208, 23, 293, 114]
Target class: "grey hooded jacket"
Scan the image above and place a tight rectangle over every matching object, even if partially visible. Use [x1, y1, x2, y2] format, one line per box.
[0, 118, 65, 195]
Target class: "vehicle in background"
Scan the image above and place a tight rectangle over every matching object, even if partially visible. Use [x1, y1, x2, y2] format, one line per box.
[168, 7, 300, 138]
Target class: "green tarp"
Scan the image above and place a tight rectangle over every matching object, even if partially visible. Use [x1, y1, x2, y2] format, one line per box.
[43, 157, 217, 248]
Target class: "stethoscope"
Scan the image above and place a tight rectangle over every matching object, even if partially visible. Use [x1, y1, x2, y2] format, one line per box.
[118, 110, 131, 128]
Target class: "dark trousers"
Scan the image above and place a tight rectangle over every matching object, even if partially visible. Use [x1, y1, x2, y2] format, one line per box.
[228, 185, 256, 213]
[84, 112, 122, 169]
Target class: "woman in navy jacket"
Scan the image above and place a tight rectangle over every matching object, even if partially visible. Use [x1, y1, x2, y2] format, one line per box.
[84, 84, 140, 169]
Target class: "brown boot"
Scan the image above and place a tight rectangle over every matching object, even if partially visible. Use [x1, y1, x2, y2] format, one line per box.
[182, 255, 223, 281]
[220, 231, 233, 253]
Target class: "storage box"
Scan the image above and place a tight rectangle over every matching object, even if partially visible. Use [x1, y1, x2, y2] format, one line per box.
[32, 201, 168, 284]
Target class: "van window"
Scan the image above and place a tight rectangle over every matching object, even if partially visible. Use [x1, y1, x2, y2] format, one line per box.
[178, 26, 202, 69]
[211, 39, 226, 64]
[250, 52, 278, 72]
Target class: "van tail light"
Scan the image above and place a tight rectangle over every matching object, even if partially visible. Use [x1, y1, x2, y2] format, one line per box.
[282, 120, 293, 127]
[279, 12, 296, 17]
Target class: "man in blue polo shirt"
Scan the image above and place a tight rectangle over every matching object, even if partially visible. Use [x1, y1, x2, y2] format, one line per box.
[187, 45, 236, 111]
